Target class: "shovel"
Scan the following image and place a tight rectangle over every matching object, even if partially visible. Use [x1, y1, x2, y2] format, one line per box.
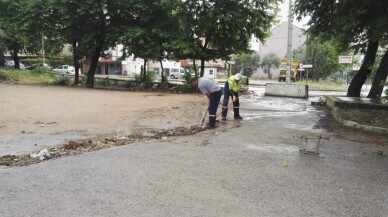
[200, 107, 209, 127]
[216, 101, 233, 118]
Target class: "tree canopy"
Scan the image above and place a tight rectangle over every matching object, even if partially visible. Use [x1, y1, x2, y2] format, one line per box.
[294, 0, 388, 98]
[0, 0, 279, 86]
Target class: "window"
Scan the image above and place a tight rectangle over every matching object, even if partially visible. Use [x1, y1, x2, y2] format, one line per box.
[209, 70, 213, 75]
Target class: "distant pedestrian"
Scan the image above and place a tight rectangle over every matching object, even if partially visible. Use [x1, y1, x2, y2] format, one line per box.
[222, 73, 244, 120]
[191, 77, 222, 129]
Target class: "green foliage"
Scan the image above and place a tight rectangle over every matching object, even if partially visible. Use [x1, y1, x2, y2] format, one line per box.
[53, 75, 71, 86]
[261, 52, 279, 79]
[306, 36, 345, 80]
[337, 109, 371, 123]
[95, 77, 110, 87]
[180, 83, 195, 93]
[178, 0, 279, 76]
[31, 67, 52, 74]
[125, 80, 132, 88]
[182, 71, 192, 84]
[161, 75, 169, 84]
[296, 80, 347, 91]
[233, 52, 261, 77]
[0, 68, 55, 84]
[134, 71, 155, 82]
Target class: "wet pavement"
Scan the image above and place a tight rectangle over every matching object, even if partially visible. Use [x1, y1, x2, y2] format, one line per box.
[0, 85, 387, 217]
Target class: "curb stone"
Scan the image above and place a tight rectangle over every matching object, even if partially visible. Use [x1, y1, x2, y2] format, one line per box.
[332, 107, 388, 136]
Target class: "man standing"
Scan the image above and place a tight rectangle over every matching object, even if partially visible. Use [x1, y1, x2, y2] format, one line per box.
[191, 77, 222, 129]
[222, 73, 244, 120]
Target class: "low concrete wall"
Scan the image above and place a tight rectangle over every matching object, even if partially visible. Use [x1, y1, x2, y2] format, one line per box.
[326, 96, 388, 110]
[265, 83, 308, 98]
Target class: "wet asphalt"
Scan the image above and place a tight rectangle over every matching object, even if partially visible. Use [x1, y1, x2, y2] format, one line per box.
[0, 86, 387, 217]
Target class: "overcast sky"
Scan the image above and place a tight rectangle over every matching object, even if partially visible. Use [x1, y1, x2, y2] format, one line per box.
[279, 0, 309, 28]
[250, 1, 309, 52]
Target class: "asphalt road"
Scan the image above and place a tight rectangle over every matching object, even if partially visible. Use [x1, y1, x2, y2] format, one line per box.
[1, 87, 387, 217]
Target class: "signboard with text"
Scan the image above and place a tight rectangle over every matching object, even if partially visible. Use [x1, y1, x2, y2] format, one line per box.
[339, 56, 353, 64]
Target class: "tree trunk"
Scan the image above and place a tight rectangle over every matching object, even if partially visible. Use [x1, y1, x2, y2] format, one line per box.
[86, 18, 107, 88]
[159, 56, 164, 80]
[367, 48, 388, 99]
[86, 44, 103, 88]
[200, 58, 205, 77]
[193, 58, 198, 78]
[11, 47, 20, 69]
[142, 59, 147, 81]
[347, 40, 378, 97]
[73, 40, 79, 85]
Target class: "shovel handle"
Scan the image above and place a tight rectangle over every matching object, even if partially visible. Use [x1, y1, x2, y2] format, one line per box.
[216, 102, 233, 118]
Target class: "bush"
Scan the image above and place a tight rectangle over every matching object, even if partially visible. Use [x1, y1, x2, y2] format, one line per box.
[134, 71, 155, 82]
[161, 75, 169, 84]
[53, 75, 71, 86]
[180, 83, 195, 93]
[95, 76, 110, 87]
[31, 66, 51, 74]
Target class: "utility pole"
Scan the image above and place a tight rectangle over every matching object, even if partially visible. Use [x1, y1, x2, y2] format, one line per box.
[42, 34, 45, 65]
[286, 0, 293, 84]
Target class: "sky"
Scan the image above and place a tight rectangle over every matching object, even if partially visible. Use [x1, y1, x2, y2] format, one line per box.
[250, 0, 310, 52]
[278, 0, 310, 28]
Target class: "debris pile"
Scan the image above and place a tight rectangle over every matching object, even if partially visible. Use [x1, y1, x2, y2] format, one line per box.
[0, 125, 205, 167]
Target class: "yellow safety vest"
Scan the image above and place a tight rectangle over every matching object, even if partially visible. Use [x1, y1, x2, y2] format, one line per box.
[228, 75, 244, 92]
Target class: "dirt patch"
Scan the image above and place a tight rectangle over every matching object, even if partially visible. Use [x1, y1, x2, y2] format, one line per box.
[314, 105, 388, 145]
[0, 84, 208, 156]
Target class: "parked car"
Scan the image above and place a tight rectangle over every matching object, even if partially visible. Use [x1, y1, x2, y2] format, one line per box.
[26, 63, 52, 70]
[4, 60, 25, 69]
[52, 65, 75, 74]
[165, 67, 185, 79]
[4, 60, 14, 68]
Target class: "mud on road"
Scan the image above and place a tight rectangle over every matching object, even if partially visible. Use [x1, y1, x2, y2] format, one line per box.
[0, 84, 209, 165]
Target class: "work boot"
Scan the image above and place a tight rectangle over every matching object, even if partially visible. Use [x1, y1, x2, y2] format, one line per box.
[204, 124, 216, 129]
[222, 116, 227, 121]
[234, 116, 243, 120]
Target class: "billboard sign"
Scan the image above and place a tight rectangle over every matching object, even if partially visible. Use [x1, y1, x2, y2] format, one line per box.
[339, 56, 353, 64]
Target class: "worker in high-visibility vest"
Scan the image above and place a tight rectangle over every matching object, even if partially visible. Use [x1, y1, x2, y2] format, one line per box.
[222, 73, 244, 120]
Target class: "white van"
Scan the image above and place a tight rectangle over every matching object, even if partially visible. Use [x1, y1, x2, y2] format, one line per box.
[164, 67, 185, 79]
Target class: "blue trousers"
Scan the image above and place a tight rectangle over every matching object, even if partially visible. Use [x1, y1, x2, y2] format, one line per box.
[208, 90, 222, 127]
[222, 82, 240, 118]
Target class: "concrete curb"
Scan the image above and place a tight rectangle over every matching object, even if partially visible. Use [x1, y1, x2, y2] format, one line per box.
[331, 107, 388, 136]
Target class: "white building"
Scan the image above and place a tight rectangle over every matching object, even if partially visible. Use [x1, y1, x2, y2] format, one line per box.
[253, 22, 307, 79]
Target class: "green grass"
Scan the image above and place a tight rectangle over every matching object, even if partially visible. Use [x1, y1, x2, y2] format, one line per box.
[0, 67, 56, 84]
[296, 80, 348, 91]
[336, 109, 371, 122]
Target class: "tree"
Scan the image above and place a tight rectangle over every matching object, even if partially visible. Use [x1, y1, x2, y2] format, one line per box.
[367, 47, 388, 99]
[0, 0, 30, 69]
[0, 29, 6, 65]
[305, 36, 344, 81]
[261, 52, 279, 79]
[118, 0, 182, 81]
[233, 52, 261, 77]
[179, 0, 278, 77]
[294, 0, 388, 98]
